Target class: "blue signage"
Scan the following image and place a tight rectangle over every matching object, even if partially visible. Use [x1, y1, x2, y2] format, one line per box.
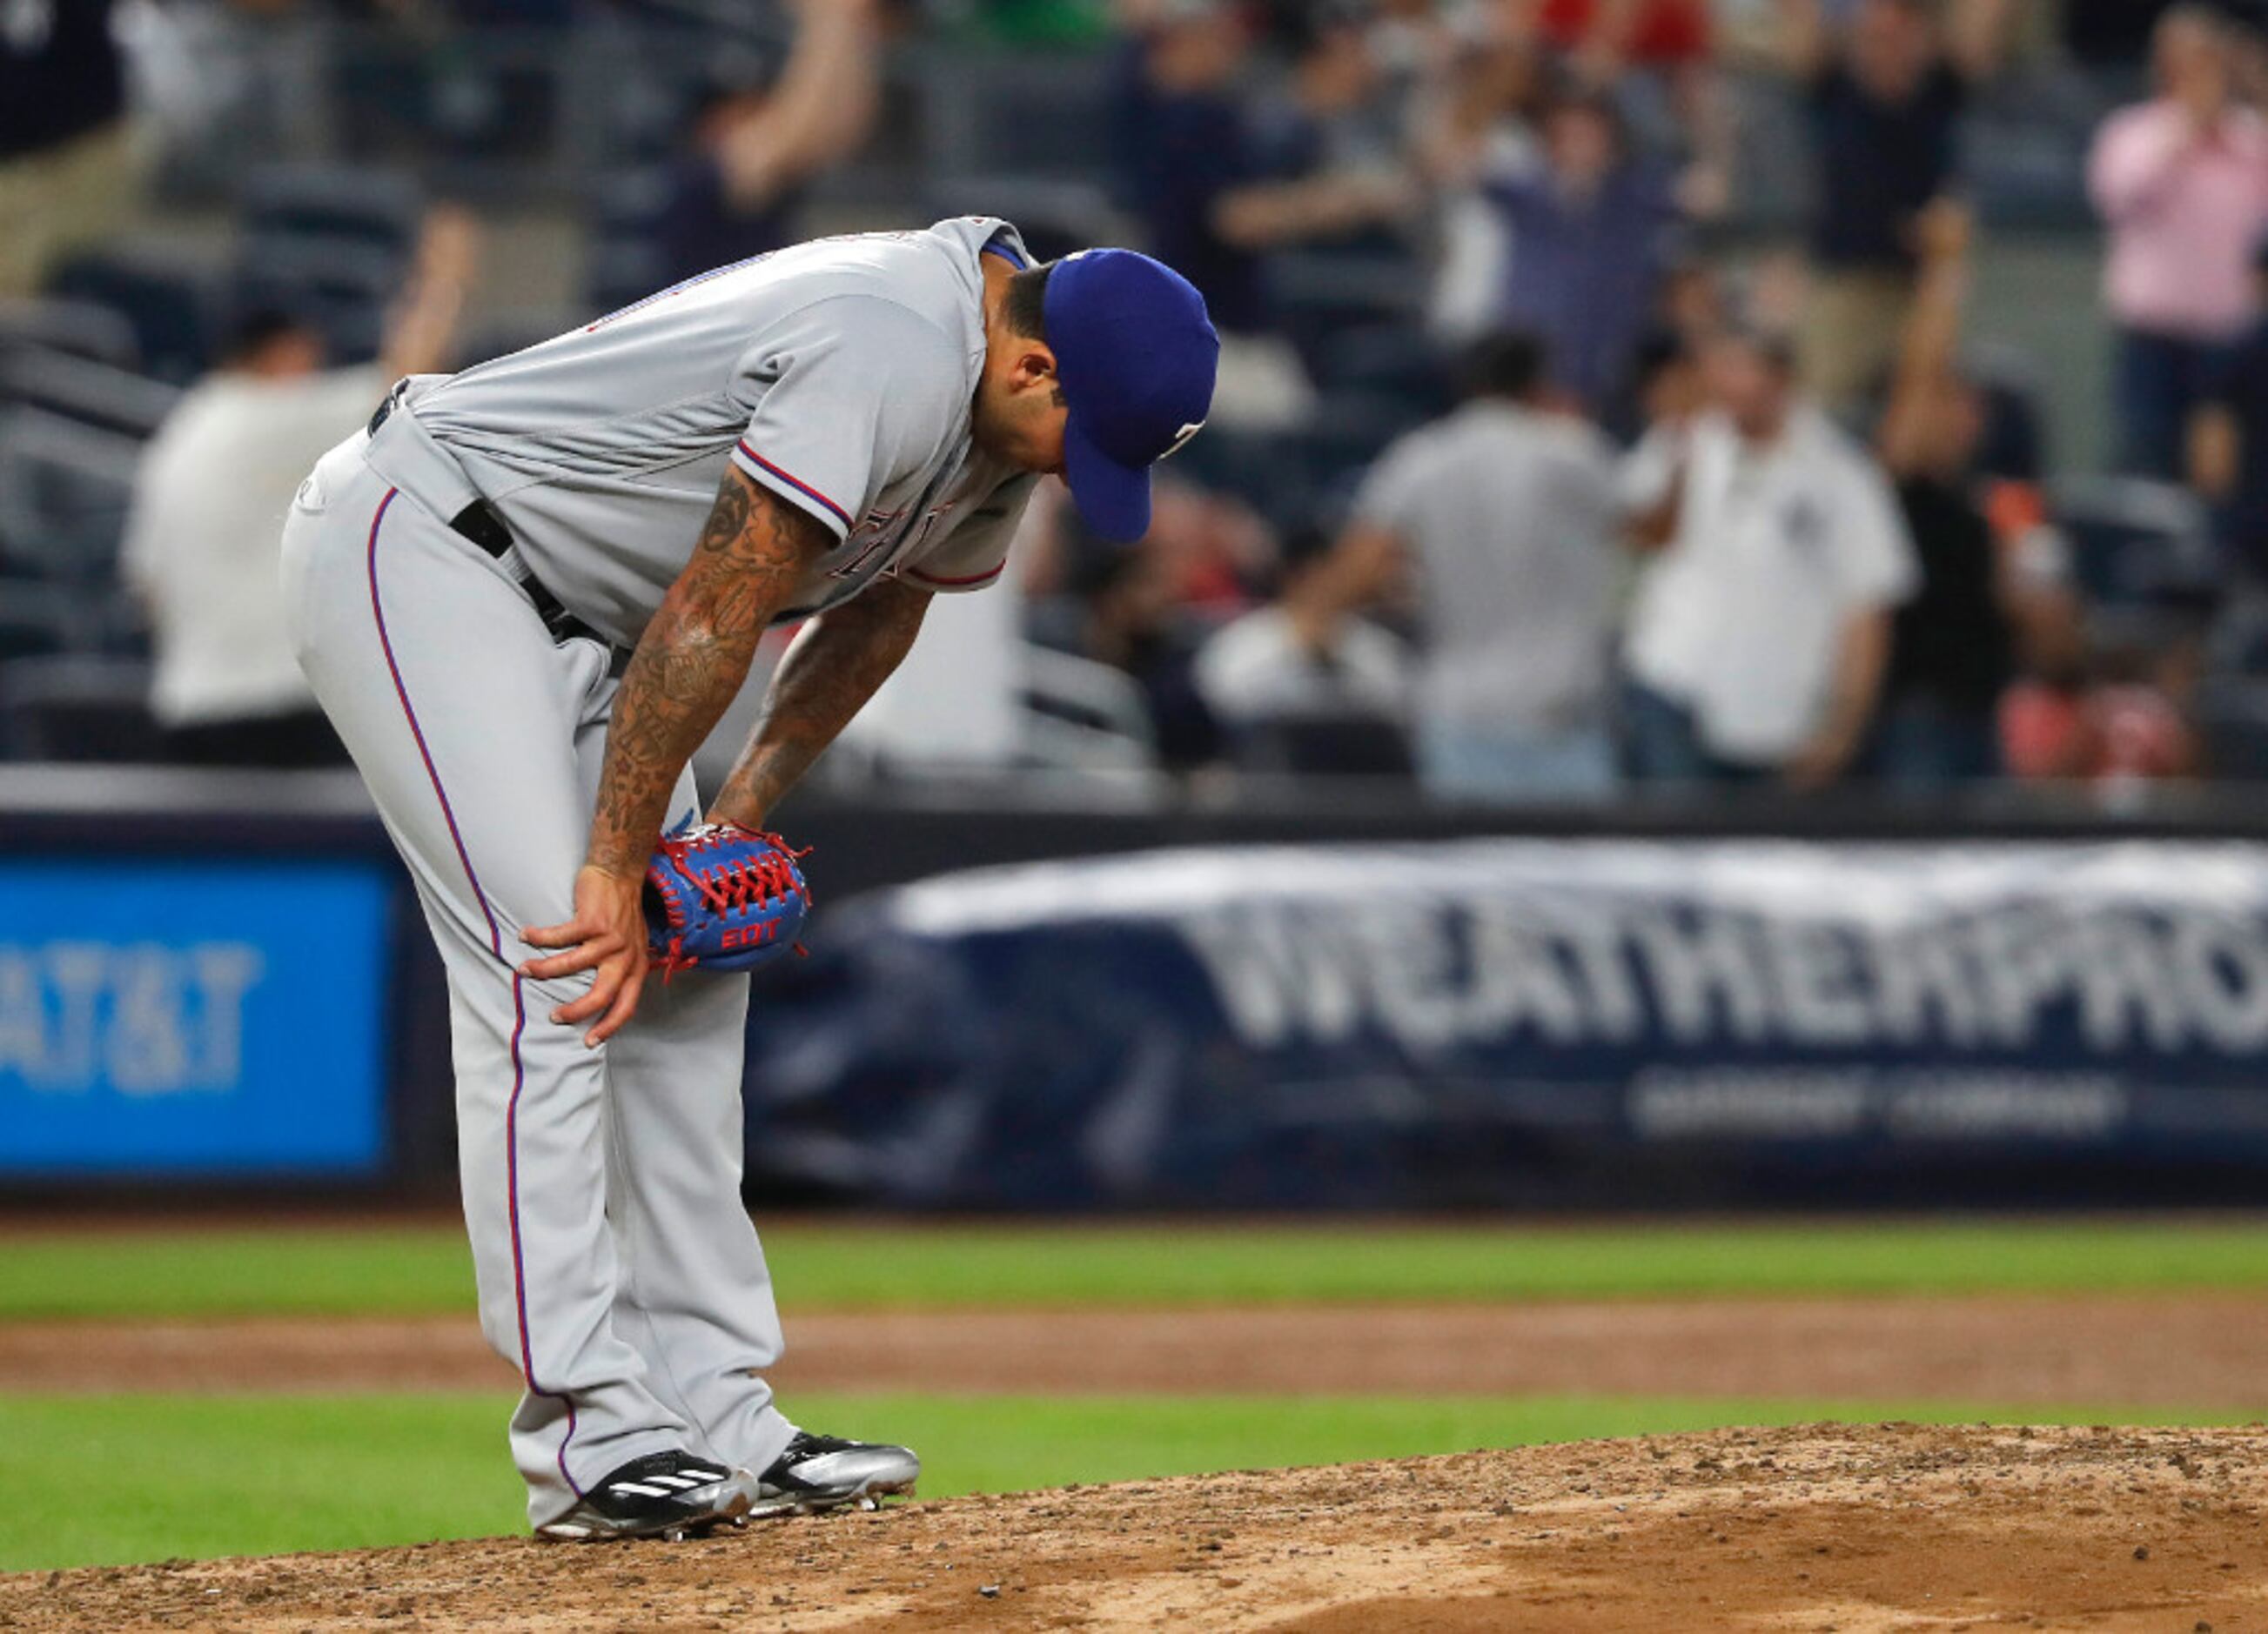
[742, 841, 2268, 1209]
[0, 858, 391, 1176]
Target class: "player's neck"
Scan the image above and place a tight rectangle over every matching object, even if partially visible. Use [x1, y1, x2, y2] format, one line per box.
[977, 252, 1015, 345]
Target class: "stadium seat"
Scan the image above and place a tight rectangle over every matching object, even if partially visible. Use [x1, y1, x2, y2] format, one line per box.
[231, 237, 401, 366]
[1272, 249, 1427, 365]
[0, 656, 162, 763]
[1228, 713, 1416, 780]
[1304, 322, 1456, 421]
[915, 50, 1117, 184]
[1172, 425, 1309, 531]
[44, 242, 227, 384]
[2208, 594, 2268, 678]
[1017, 643, 1159, 773]
[0, 349, 181, 439]
[0, 407, 144, 585]
[584, 165, 678, 315]
[241, 164, 425, 257]
[2195, 677, 2268, 780]
[0, 584, 84, 664]
[236, 164, 425, 363]
[91, 589, 152, 660]
[1298, 392, 1431, 488]
[0, 298, 142, 371]
[2048, 475, 2220, 612]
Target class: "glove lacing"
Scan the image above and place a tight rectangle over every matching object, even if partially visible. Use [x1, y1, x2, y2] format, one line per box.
[655, 827, 812, 978]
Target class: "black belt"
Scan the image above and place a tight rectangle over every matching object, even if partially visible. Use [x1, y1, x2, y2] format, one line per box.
[368, 380, 602, 650]
[451, 498, 604, 648]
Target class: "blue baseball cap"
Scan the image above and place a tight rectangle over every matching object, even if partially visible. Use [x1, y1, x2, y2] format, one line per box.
[1043, 249, 1220, 543]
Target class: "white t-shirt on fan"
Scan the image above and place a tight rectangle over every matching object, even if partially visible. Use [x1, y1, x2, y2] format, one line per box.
[1620, 405, 1918, 764]
[124, 364, 386, 727]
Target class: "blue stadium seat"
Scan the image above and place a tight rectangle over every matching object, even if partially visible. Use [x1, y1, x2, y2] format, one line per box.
[0, 584, 84, 664]
[241, 164, 425, 257]
[0, 349, 181, 439]
[44, 243, 226, 384]
[237, 164, 424, 364]
[0, 298, 142, 371]
[231, 237, 402, 366]
[916, 50, 1118, 184]
[1228, 713, 1414, 780]
[2195, 677, 2268, 780]
[0, 408, 145, 586]
[2209, 595, 2268, 679]
[2048, 475, 2220, 611]
[584, 165, 677, 314]
[0, 656, 161, 763]
[1172, 425, 1308, 530]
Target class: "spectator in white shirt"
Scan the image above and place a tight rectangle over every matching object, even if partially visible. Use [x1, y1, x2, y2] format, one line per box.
[1339, 331, 1623, 803]
[1194, 522, 1411, 762]
[122, 207, 478, 767]
[1620, 323, 1919, 787]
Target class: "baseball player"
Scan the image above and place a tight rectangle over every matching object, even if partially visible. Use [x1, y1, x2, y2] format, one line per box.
[278, 218, 1218, 1540]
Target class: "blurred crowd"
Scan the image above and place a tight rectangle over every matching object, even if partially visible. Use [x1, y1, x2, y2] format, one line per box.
[7, 0, 2268, 807]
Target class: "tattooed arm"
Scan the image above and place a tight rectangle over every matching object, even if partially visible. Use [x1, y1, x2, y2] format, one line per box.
[708, 573, 931, 830]
[520, 465, 829, 1045]
[584, 467, 831, 876]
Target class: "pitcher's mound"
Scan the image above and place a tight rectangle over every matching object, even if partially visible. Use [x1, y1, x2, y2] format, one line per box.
[12, 1423, 2267, 1632]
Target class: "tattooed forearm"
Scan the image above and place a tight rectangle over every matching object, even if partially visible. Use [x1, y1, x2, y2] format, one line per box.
[585, 467, 828, 878]
[708, 575, 931, 829]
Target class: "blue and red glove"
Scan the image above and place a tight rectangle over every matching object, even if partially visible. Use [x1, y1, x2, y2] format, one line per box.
[642, 821, 811, 977]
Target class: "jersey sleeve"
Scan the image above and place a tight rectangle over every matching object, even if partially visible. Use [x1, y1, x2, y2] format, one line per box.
[728, 297, 968, 544]
[896, 475, 1038, 593]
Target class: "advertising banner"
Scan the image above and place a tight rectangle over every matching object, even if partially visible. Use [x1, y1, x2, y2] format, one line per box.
[0, 858, 392, 1177]
[741, 841, 2268, 1208]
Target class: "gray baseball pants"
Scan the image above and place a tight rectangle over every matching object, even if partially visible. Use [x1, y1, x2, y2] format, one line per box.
[278, 429, 795, 1527]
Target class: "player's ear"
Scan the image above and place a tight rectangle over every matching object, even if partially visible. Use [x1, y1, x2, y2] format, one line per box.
[1013, 343, 1058, 392]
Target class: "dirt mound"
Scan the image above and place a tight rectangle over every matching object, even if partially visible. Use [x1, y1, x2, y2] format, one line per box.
[14, 1295, 2268, 1406]
[10, 1424, 2268, 1632]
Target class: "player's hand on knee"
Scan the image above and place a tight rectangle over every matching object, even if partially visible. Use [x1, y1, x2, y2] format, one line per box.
[519, 866, 650, 1048]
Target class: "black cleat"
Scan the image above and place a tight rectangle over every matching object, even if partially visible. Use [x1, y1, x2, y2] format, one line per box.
[535, 1451, 755, 1542]
[749, 1431, 920, 1517]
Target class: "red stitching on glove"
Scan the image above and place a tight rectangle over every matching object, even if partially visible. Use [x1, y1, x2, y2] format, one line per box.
[688, 847, 809, 915]
[648, 824, 812, 976]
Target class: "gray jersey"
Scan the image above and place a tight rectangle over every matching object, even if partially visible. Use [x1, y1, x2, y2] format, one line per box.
[372, 217, 1037, 647]
[1353, 400, 1620, 734]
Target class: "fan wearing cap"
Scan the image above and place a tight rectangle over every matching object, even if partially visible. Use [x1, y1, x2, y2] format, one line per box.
[278, 217, 1215, 1540]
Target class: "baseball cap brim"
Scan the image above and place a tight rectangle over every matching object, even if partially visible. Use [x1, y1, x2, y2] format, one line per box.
[1062, 412, 1152, 543]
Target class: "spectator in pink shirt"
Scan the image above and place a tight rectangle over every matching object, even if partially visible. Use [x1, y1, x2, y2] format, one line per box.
[2089, 4, 2268, 477]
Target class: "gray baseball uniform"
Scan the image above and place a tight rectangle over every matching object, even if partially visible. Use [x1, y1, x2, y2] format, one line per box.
[278, 217, 1034, 1527]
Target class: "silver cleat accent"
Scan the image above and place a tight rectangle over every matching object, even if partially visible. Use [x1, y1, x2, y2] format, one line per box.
[748, 1432, 921, 1517]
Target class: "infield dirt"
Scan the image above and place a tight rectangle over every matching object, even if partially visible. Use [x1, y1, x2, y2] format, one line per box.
[7, 1423, 2266, 1631]
[5, 1295, 2268, 1406]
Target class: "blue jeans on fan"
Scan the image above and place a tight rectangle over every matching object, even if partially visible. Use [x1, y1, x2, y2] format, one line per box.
[2114, 327, 2234, 479]
[1416, 717, 1617, 805]
[1865, 696, 2002, 789]
[1617, 681, 1775, 786]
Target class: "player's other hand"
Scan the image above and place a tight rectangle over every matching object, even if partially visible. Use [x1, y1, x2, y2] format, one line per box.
[519, 866, 650, 1048]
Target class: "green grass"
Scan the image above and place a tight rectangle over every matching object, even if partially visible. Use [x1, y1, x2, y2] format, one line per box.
[1, 1391, 2249, 1573]
[5, 1219, 2268, 1320]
